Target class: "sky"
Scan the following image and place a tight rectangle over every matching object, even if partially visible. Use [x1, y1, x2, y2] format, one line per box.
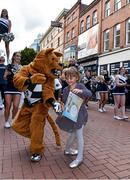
[0, 0, 94, 58]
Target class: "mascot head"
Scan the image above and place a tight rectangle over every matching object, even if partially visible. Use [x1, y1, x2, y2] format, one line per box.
[31, 48, 63, 78]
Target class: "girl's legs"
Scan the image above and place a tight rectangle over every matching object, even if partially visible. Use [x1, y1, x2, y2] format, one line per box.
[4, 94, 12, 127]
[102, 92, 108, 111]
[12, 94, 21, 120]
[120, 95, 128, 118]
[98, 93, 103, 112]
[113, 95, 121, 119]
[69, 126, 84, 168]
[65, 131, 77, 153]
[5, 42, 10, 62]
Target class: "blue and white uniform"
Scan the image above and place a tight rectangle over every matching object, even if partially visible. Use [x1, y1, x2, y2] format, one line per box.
[0, 17, 9, 34]
[112, 75, 126, 95]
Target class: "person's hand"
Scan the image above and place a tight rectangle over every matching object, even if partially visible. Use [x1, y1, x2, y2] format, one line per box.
[72, 88, 83, 94]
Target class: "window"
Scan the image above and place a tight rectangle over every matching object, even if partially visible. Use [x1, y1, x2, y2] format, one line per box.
[105, 0, 110, 17]
[66, 31, 70, 42]
[92, 11, 97, 25]
[72, 12, 75, 20]
[80, 20, 84, 33]
[126, 18, 130, 45]
[104, 29, 110, 51]
[58, 37, 60, 47]
[86, 16, 90, 29]
[51, 43, 53, 48]
[71, 27, 75, 38]
[114, 24, 120, 48]
[114, 0, 121, 11]
[127, 0, 130, 3]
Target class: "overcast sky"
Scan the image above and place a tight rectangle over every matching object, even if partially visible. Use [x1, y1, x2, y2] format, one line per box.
[0, 0, 93, 58]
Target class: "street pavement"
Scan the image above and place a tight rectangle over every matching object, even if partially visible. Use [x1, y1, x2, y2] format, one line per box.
[0, 102, 130, 179]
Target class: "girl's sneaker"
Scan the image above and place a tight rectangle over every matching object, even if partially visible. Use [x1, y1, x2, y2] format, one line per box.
[69, 159, 83, 168]
[64, 148, 78, 155]
[4, 121, 11, 128]
[122, 116, 129, 120]
[98, 108, 103, 113]
[102, 107, 106, 112]
[113, 116, 122, 120]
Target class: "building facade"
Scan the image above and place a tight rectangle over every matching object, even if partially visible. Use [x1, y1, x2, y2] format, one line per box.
[63, 0, 87, 66]
[99, 0, 130, 75]
[40, 9, 68, 63]
[77, 0, 101, 75]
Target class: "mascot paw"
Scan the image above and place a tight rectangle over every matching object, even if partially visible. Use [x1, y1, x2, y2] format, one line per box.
[30, 73, 46, 84]
[53, 102, 62, 113]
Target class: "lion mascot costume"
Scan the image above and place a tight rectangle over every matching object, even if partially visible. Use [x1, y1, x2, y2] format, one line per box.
[12, 48, 62, 162]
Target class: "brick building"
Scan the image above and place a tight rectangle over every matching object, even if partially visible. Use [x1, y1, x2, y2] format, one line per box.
[63, 0, 87, 66]
[99, 0, 130, 75]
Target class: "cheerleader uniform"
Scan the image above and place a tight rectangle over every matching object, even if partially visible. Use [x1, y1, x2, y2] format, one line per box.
[0, 17, 9, 34]
[96, 81, 108, 93]
[4, 64, 21, 95]
[112, 75, 126, 95]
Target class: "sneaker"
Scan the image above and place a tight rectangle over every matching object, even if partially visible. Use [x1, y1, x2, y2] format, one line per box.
[102, 107, 106, 112]
[122, 116, 129, 120]
[0, 104, 4, 109]
[64, 148, 78, 155]
[69, 159, 83, 168]
[4, 121, 11, 128]
[113, 116, 122, 120]
[30, 154, 42, 162]
[98, 108, 103, 113]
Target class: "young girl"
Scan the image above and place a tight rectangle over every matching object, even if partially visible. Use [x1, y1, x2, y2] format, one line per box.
[56, 67, 92, 168]
[3, 52, 22, 128]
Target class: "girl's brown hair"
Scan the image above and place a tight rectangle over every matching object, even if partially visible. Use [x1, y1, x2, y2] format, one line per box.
[11, 52, 21, 64]
[65, 67, 80, 81]
[1, 9, 9, 19]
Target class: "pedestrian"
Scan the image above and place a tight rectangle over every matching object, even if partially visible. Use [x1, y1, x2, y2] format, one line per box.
[3, 52, 22, 128]
[0, 56, 6, 109]
[0, 9, 12, 62]
[96, 74, 109, 112]
[112, 66, 129, 120]
[56, 67, 92, 168]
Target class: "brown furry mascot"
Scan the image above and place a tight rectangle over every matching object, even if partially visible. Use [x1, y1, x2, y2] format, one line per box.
[12, 48, 62, 162]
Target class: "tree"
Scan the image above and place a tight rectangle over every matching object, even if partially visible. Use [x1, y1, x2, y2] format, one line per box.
[20, 47, 37, 65]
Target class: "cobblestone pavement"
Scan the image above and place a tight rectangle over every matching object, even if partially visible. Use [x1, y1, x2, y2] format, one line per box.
[0, 102, 130, 179]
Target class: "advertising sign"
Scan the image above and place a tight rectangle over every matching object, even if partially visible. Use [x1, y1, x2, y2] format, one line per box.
[78, 24, 99, 59]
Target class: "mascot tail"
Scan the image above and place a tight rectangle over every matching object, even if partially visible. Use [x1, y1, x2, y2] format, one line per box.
[47, 114, 61, 146]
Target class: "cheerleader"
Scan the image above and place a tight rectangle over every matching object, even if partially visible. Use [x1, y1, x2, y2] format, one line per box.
[96, 74, 109, 112]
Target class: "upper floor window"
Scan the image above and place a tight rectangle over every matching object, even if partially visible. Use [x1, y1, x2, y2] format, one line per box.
[114, 0, 121, 11]
[71, 27, 75, 38]
[66, 31, 70, 42]
[105, 0, 110, 17]
[86, 16, 90, 29]
[104, 29, 110, 51]
[80, 20, 84, 33]
[72, 12, 75, 20]
[114, 24, 120, 48]
[58, 37, 60, 47]
[126, 18, 130, 45]
[92, 10, 97, 25]
[127, 0, 130, 3]
[51, 43, 53, 48]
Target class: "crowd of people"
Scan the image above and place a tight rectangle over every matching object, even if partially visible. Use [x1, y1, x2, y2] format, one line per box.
[0, 8, 130, 169]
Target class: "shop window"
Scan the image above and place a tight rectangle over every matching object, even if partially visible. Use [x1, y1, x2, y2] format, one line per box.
[105, 0, 110, 17]
[92, 10, 97, 25]
[86, 16, 90, 30]
[104, 29, 110, 51]
[114, 24, 120, 48]
[80, 20, 84, 33]
[114, 0, 121, 11]
[126, 18, 130, 45]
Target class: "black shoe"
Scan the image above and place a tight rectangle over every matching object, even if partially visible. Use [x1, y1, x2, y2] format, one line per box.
[30, 154, 42, 162]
